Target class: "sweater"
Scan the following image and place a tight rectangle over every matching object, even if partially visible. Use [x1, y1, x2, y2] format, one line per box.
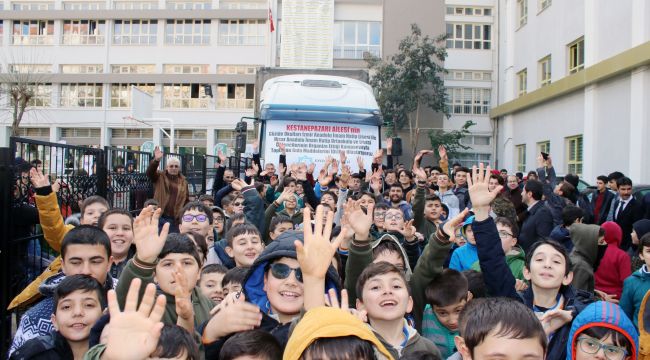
[620, 265, 650, 329]
[421, 304, 457, 358]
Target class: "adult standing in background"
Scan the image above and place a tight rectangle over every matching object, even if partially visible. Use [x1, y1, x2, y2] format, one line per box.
[146, 146, 189, 232]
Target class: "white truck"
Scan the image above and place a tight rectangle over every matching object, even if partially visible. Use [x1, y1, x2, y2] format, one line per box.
[258, 74, 382, 173]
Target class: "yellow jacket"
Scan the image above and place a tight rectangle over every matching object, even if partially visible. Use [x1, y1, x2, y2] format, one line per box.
[639, 290, 650, 360]
[8, 191, 73, 310]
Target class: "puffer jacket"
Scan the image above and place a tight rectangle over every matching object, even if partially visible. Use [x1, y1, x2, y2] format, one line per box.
[594, 222, 631, 299]
[566, 301, 638, 360]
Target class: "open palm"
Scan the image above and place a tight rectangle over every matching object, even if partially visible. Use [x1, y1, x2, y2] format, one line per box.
[466, 163, 501, 208]
[134, 206, 170, 263]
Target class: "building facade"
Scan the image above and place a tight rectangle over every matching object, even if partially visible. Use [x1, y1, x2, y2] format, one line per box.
[492, 0, 650, 183]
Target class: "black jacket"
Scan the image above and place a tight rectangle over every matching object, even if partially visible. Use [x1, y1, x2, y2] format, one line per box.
[591, 189, 616, 225]
[10, 331, 73, 360]
[611, 197, 644, 251]
[519, 201, 554, 253]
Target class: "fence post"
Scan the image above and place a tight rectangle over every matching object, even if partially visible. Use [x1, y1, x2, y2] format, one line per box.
[0, 146, 15, 355]
[96, 150, 107, 198]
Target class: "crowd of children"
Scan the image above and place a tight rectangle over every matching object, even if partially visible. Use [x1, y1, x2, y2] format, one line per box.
[8, 143, 650, 360]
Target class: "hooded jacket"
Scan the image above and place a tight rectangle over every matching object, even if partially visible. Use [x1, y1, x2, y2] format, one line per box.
[373, 319, 441, 360]
[9, 272, 116, 357]
[550, 224, 574, 252]
[569, 223, 601, 293]
[620, 265, 650, 329]
[595, 222, 631, 299]
[283, 307, 393, 360]
[449, 242, 478, 272]
[638, 290, 650, 360]
[567, 301, 638, 360]
[9, 330, 73, 360]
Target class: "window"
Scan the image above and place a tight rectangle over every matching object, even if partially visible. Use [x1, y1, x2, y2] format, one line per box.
[333, 21, 382, 59]
[9, 64, 51, 73]
[167, 1, 211, 9]
[216, 84, 255, 109]
[568, 37, 585, 74]
[111, 64, 156, 74]
[446, 88, 491, 115]
[537, 141, 550, 154]
[445, 23, 491, 50]
[112, 128, 154, 138]
[17, 128, 50, 137]
[60, 64, 103, 73]
[12, 20, 55, 45]
[12, 2, 54, 10]
[61, 128, 101, 137]
[215, 129, 255, 149]
[113, 1, 158, 9]
[539, 0, 551, 12]
[445, 70, 492, 81]
[447, 7, 492, 16]
[566, 135, 583, 176]
[62, 20, 106, 45]
[217, 65, 258, 75]
[449, 153, 491, 168]
[163, 64, 209, 74]
[218, 20, 265, 45]
[113, 20, 158, 45]
[220, 1, 265, 9]
[110, 84, 155, 107]
[166, 129, 207, 140]
[165, 19, 210, 45]
[517, 0, 528, 27]
[63, 2, 105, 10]
[517, 69, 527, 96]
[60, 83, 103, 107]
[460, 136, 491, 146]
[516, 144, 526, 172]
[15, 84, 52, 107]
[163, 84, 210, 109]
[539, 55, 551, 87]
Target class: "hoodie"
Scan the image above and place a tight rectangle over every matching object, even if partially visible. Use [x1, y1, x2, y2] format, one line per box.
[594, 222, 631, 299]
[567, 301, 638, 360]
[569, 223, 601, 293]
[9, 272, 116, 357]
[373, 319, 441, 360]
[620, 265, 650, 329]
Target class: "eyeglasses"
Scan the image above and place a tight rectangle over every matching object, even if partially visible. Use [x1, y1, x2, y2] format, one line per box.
[268, 263, 303, 282]
[374, 212, 386, 219]
[577, 336, 628, 360]
[498, 230, 514, 239]
[384, 213, 404, 221]
[168, 165, 179, 168]
[213, 216, 224, 222]
[232, 202, 244, 207]
[182, 214, 208, 223]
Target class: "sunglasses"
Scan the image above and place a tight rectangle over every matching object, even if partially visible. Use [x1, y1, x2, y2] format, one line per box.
[182, 214, 208, 223]
[268, 263, 303, 282]
[232, 202, 244, 207]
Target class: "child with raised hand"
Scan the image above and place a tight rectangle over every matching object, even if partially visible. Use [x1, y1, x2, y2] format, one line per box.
[115, 206, 213, 337]
[467, 163, 588, 360]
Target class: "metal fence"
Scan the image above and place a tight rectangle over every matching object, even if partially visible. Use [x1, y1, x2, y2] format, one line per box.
[0, 137, 255, 354]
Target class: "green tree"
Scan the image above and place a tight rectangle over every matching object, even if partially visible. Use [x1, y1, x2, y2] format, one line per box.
[428, 120, 476, 158]
[366, 23, 449, 154]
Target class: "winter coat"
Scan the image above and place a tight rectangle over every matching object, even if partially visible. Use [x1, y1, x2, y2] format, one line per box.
[262, 201, 302, 245]
[373, 320, 441, 360]
[568, 223, 601, 293]
[549, 225, 574, 252]
[453, 186, 470, 211]
[473, 216, 589, 360]
[9, 331, 73, 360]
[436, 189, 460, 218]
[205, 239, 236, 269]
[449, 242, 478, 272]
[537, 166, 573, 226]
[591, 189, 616, 225]
[412, 185, 438, 241]
[594, 222, 631, 299]
[567, 301, 638, 360]
[620, 265, 650, 329]
[10, 272, 116, 357]
[9, 187, 74, 311]
[519, 201, 554, 253]
[146, 159, 189, 219]
[422, 304, 457, 358]
[637, 290, 650, 360]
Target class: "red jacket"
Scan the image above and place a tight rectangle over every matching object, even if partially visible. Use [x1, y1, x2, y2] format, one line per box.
[595, 221, 631, 298]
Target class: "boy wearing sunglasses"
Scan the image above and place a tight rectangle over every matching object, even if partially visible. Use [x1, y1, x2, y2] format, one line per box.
[201, 206, 341, 358]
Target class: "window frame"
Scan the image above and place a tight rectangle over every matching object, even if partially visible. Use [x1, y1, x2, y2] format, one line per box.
[164, 19, 211, 45]
[216, 83, 255, 109]
[517, 0, 528, 28]
[162, 83, 210, 109]
[62, 19, 106, 45]
[517, 69, 527, 97]
[445, 23, 492, 50]
[538, 55, 552, 87]
[218, 19, 265, 46]
[538, 0, 551, 13]
[516, 144, 526, 173]
[60, 83, 104, 108]
[12, 20, 55, 45]
[537, 141, 550, 155]
[565, 135, 583, 176]
[333, 21, 382, 59]
[446, 87, 491, 115]
[568, 37, 585, 74]
[110, 83, 155, 108]
[113, 19, 158, 45]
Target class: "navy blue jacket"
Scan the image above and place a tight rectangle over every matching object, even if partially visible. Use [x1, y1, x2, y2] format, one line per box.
[519, 201, 554, 253]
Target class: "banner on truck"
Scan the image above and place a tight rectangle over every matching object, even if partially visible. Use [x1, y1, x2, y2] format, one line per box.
[263, 120, 379, 173]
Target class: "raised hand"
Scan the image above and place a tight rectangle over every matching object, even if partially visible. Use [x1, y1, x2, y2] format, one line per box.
[307, 163, 316, 175]
[217, 150, 227, 165]
[276, 187, 294, 204]
[373, 148, 383, 163]
[412, 166, 427, 182]
[386, 138, 393, 155]
[466, 163, 502, 221]
[325, 288, 367, 322]
[173, 264, 194, 333]
[29, 167, 50, 189]
[252, 139, 259, 152]
[203, 292, 262, 342]
[348, 201, 374, 241]
[295, 165, 307, 181]
[330, 159, 339, 176]
[101, 279, 166, 360]
[154, 146, 163, 161]
[539, 308, 573, 337]
[339, 150, 347, 165]
[278, 142, 286, 155]
[369, 174, 383, 194]
[398, 219, 417, 242]
[231, 178, 253, 191]
[339, 165, 351, 188]
[356, 156, 365, 172]
[134, 206, 170, 263]
[245, 167, 256, 178]
[442, 208, 470, 244]
[297, 205, 342, 280]
[438, 145, 447, 160]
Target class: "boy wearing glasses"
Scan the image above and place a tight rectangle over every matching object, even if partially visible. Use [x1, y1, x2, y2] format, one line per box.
[469, 216, 526, 281]
[567, 301, 638, 360]
[179, 201, 213, 239]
